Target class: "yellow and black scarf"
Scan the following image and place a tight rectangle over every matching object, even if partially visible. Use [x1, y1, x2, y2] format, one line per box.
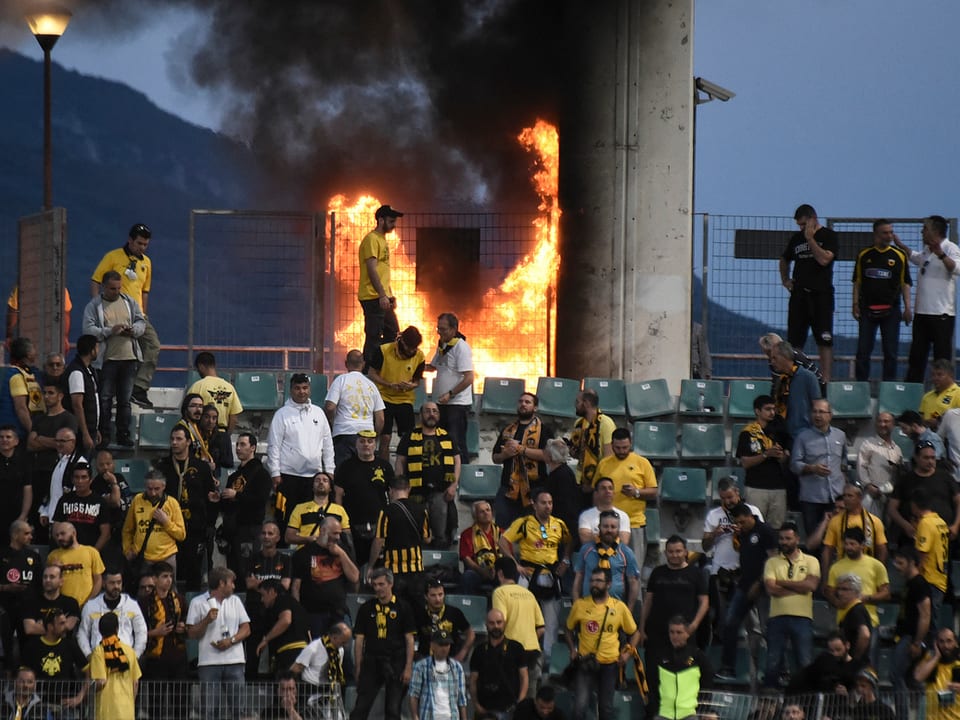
[323, 635, 344, 685]
[145, 591, 184, 657]
[470, 524, 501, 568]
[596, 542, 618, 569]
[101, 634, 130, 672]
[572, 411, 607, 485]
[502, 417, 543, 504]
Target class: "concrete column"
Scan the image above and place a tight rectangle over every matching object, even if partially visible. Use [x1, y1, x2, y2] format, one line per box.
[557, 0, 694, 388]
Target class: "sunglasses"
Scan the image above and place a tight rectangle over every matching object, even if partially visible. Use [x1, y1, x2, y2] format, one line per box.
[539, 524, 549, 540]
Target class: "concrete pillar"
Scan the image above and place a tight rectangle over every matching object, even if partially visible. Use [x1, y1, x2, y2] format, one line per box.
[557, 0, 694, 388]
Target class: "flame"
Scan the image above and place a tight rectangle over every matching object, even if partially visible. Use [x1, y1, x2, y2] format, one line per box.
[327, 119, 560, 393]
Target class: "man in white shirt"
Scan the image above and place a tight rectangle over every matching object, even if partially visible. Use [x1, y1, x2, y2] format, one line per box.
[894, 215, 960, 382]
[77, 569, 147, 658]
[268, 373, 335, 528]
[186, 567, 250, 718]
[290, 621, 353, 686]
[428, 312, 474, 467]
[577, 477, 631, 545]
[857, 412, 901, 516]
[323, 349, 385, 467]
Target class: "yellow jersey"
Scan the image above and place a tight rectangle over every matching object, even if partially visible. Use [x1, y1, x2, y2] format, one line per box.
[594, 452, 657, 527]
[358, 230, 392, 301]
[566, 596, 637, 664]
[916, 512, 949, 592]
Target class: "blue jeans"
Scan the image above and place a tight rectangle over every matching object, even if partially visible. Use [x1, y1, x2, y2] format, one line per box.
[856, 308, 901, 381]
[574, 660, 619, 720]
[764, 615, 812, 687]
[99, 359, 138, 441]
[198, 663, 245, 719]
[720, 588, 751, 670]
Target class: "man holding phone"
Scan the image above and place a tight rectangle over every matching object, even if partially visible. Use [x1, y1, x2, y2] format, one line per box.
[914, 627, 960, 712]
[122, 470, 185, 577]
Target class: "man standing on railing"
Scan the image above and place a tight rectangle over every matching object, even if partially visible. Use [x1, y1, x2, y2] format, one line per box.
[358, 205, 403, 367]
[91, 223, 160, 410]
[779, 204, 839, 384]
[894, 215, 960, 383]
[852, 219, 913, 381]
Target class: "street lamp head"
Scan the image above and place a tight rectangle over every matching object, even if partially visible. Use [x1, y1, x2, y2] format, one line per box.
[25, 8, 72, 52]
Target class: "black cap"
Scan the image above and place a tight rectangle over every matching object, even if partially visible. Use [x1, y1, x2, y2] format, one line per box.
[895, 410, 922, 425]
[431, 629, 454, 645]
[375, 205, 404, 220]
[128, 223, 152, 239]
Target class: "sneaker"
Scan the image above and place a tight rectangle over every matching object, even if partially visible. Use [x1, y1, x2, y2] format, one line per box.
[713, 668, 739, 683]
[131, 388, 154, 409]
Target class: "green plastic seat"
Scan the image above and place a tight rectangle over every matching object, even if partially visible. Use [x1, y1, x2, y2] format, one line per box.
[727, 380, 768, 418]
[582, 377, 627, 416]
[115, 458, 152, 493]
[466, 416, 480, 457]
[535, 377, 580, 418]
[612, 692, 640, 720]
[457, 465, 501, 502]
[422, 549, 459, 572]
[827, 381, 872, 418]
[892, 426, 914, 459]
[626, 378, 675, 420]
[444, 594, 489, 634]
[632, 421, 678, 460]
[678, 379, 724, 416]
[283, 372, 328, 403]
[346, 593, 373, 622]
[659, 467, 707, 504]
[680, 422, 727, 460]
[235, 371, 280, 411]
[137, 412, 180, 450]
[481, 377, 525, 414]
[877, 381, 924, 417]
[645, 508, 661, 543]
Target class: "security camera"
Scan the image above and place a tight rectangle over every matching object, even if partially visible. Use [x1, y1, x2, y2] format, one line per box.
[695, 77, 736, 103]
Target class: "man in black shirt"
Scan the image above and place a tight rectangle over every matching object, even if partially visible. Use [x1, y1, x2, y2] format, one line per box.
[351, 567, 416, 720]
[891, 546, 932, 720]
[64, 334, 100, 455]
[20, 609, 88, 709]
[0, 426, 31, 535]
[512, 685, 566, 720]
[469, 608, 528, 717]
[369, 474, 429, 607]
[0, 519, 41, 670]
[852, 219, 913, 381]
[244, 521, 292, 679]
[256, 579, 310, 676]
[292, 516, 360, 639]
[53, 461, 110, 551]
[834, 573, 873, 667]
[888, 440, 960, 545]
[21, 564, 80, 637]
[335, 431, 393, 569]
[412, 578, 474, 661]
[29, 384, 78, 539]
[90, 449, 133, 566]
[221, 432, 272, 577]
[491, 392, 548, 528]
[780, 203, 839, 383]
[786, 631, 859, 706]
[735, 394, 789, 529]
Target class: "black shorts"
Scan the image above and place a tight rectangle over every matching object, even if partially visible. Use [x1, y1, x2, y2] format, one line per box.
[788, 288, 834, 348]
[383, 402, 415, 435]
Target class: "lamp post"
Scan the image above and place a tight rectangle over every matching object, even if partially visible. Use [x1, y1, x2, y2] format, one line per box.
[25, 8, 71, 211]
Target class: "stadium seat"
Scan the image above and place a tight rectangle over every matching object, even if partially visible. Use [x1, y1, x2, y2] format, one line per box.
[283, 372, 327, 403]
[481, 377, 525, 414]
[827, 381, 872, 418]
[185, 369, 201, 389]
[138, 412, 180, 450]
[632, 421, 678, 460]
[346, 593, 373, 622]
[645, 508, 661, 544]
[115, 458, 152, 493]
[678, 379, 724, 416]
[549, 642, 571, 677]
[444, 594, 488, 634]
[235, 371, 280, 410]
[892, 426, 914, 459]
[625, 379, 675, 420]
[422, 549, 459, 572]
[535, 377, 579, 418]
[582, 377, 627, 416]
[612, 692, 640, 720]
[680, 423, 727, 460]
[727, 380, 768, 418]
[466, 416, 480, 457]
[812, 599, 836, 639]
[557, 596, 574, 635]
[877, 381, 924, 417]
[659, 467, 707, 505]
[457, 465, 501, 502]
[876, 602, 900, 641]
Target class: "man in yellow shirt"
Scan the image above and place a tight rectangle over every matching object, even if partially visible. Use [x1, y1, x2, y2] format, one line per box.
[921, 359, 960, 429]
[569, 389, 616, 490]
[358, 205, 403, 366]
[91, 223, 160, 410]
[367, 326, 424, 461]
[284, 471, 352, 548]
[48, 521, 105, 607]
[564, 567, 640, 720]
[824, 527, 891, 628]
[122, 471, 186, 571]
[913, 488, 950, 626]
[492, 557, 545, 696]
[821, 482, 888, 570]
[187, 351, 243, 431]
[594, 427, 658, 569]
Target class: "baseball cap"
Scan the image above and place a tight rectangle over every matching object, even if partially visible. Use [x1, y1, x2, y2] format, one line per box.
[375, 205, 404, 220]
[895, 410, 923, 425]
[431, 629, 454, 645]
[128, 223, 152, 239]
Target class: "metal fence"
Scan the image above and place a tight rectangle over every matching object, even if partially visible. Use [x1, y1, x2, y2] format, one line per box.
[695, 213, 957, 380]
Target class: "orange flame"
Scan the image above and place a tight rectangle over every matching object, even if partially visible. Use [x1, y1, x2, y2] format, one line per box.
[327, 119, 560, 393]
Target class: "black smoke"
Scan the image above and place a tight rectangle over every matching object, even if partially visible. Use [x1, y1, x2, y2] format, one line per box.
[4, 0, 564, 209]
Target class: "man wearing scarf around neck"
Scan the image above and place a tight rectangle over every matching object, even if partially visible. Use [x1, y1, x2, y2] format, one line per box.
[89, 611, 141, 720]
[572, 510, 640, 610]
[492, 392, 549, 529]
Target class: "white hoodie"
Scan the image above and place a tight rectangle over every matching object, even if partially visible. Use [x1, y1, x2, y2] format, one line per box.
[267, 398, 335, 477]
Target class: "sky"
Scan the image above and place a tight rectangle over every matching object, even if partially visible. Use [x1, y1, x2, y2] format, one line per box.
[4, 0, 959, 221]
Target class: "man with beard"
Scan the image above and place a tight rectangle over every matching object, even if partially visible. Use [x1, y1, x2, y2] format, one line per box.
[856, 412, 901, 517]
[220, 432, 272, 576]
[335, 431, 393, 572]
[825, 527, 890, 638]
[491, 392, 549, 528]
[121, 471, 185, 578]
[888, 440, 960, 549]
[821, 483, 889, 571]
[292, 516, 359, 639]
[91, 449, 133, 563]
[491, 558, 545, 697]
[891, 546, 932, 720]
[138, 561, 188, 720]
[285, 471, 351, 550]
[77, 569, 147, 659]
[499, 488, 573, 663]
[572, 510, 640, 609]
[791, 399, 846, 535]
[20, 609, 89, 710]
[577, 478, 631, 545]
[244, 521, 292, 679]
[21, 564, 80, 636]
[53, 462, 111, 551]
[29, 384, 78, 530]
[915, 628, 960, 717]
[155, 425, 219, 591]
[638, 535, 709, 710]
[47, 521, 105, 607]
[569, 389, 615, 493]
[920, 358, 960, 428]
[564, 568, 640, 720]
[357, 205, 402, 367]
[594, 427, 658, 569]
[912, 489, 951, 628]
[176, 393, 213, 467]
[367, 327, 424, 462]
[0, 425, 31, 536]
[468, 609, 528, 719]
[786, 631, 859, 696]
[396, 402, 460, 548]
[714, 503, 778, 683]
[736, 394, 789, 528]
[413, 578, 475, 662]
[762, 522, 820, 689]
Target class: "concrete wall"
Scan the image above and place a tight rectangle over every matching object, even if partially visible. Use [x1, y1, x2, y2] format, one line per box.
[557, 0, 694, 388]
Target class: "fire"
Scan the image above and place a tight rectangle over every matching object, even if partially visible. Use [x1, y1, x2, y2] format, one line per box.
[327, 119, 560, 393]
